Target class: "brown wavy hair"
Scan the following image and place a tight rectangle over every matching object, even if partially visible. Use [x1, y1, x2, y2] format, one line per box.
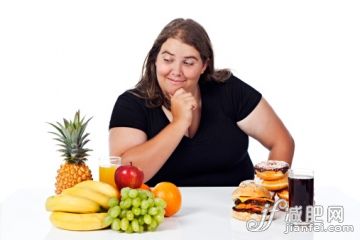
[132, 18, 231, 108]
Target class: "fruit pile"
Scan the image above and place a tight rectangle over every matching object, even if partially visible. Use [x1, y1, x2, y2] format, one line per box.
[45, 180, 181, 232]
[46, 111, 182, 233]
[45, 180, 119, 230]
[104, 187, 167, 233]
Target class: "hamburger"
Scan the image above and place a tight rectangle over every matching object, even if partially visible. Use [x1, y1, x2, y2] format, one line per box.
[232, 180, 274, 221]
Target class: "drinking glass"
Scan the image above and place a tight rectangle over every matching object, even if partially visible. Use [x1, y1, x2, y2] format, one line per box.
[288, 168, 314, 225]
[99, 156, 121, 188]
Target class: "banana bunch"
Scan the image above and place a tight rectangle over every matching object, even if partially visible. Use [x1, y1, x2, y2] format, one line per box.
[46, 194, 101, 213]
[50, 212, 109, 231]
[46, 180, 119, 231]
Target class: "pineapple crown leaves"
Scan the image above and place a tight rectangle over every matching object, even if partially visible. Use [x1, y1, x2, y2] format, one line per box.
[48, 111, 93, 163]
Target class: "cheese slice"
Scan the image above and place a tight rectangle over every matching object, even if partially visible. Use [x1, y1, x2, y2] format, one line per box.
[238, 196, 274, 203]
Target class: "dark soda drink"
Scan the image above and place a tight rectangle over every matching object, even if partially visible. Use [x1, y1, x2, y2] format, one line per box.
[288, 170, 314, 223]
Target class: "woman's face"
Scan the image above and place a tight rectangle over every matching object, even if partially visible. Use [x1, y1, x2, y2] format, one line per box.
[155, 38, 207, 96]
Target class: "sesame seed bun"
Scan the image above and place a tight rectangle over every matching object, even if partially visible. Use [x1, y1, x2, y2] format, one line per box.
[232, 180, 271, 200]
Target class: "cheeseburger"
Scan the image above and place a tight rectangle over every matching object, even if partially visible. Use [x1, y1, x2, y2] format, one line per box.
[232, 180, 274, 221]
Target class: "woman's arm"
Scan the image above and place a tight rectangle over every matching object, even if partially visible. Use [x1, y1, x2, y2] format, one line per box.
[109, 120, 188, 182]
[109, 88, 197, 182]
[237, 97, 295, 166]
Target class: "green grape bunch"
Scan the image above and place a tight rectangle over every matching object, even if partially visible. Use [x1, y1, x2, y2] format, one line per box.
[104, 187, 167, 233]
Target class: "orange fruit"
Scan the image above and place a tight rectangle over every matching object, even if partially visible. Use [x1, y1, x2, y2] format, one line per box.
[152, 182, 181, 217]
[140, 183, 151, 191]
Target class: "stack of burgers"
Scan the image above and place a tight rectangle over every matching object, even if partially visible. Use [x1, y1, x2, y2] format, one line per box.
[231, 180, 274, 221]
[254, 160, 289, 205]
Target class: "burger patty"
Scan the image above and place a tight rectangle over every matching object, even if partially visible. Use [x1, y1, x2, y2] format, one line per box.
[232, 205, 264, 214]
[233, 199, 273, 214]
[234, 199, 273, 206]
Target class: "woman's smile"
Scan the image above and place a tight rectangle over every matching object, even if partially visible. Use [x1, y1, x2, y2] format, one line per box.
[168, 77, 186, 84]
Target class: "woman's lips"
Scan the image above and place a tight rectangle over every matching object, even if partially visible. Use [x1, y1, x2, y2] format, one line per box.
[168, 78, 185, 84]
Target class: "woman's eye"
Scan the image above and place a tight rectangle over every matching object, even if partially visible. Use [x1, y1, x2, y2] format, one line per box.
[184, 60, 194, 66]
[163, 58, 172, 63]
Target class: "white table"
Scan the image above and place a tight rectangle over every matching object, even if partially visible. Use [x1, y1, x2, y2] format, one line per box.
[0, 186, 359, 239]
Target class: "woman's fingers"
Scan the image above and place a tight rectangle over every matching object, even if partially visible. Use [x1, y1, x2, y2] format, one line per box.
[172, 88, 186, 97]
[170, 89, 198, 127]
[173, 93, 196, 109]
[185, 97, 197, 110]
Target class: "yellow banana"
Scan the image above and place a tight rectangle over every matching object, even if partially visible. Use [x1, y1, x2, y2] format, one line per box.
[62, 187, 110, 209]
[45, 194, 100, 213]
[50, 212, 110, 231]
[74, 180, 120, 199]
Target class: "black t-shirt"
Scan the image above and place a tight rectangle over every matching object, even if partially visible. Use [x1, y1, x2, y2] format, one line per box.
[109, 74, 262, 186]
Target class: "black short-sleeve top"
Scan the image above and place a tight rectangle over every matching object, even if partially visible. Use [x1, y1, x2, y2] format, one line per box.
[109, 74, 262, 186]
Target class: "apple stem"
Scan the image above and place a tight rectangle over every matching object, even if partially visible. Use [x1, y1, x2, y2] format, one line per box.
[130, 162, 132, 166]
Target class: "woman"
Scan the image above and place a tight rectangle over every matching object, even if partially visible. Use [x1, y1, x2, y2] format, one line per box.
[109, 18, 294, 186]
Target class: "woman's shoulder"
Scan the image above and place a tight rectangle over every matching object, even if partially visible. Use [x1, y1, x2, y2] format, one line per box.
[223, 74, 249, 87]
[116, 89, 147, 107]
[118, 89, 141, 99]
[202, 74, 252, 92]
[110, 89, 149, 130]
[221, 74, 260, 95]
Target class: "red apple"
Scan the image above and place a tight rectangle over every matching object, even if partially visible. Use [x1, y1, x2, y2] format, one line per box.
[114, 162, 144, 190]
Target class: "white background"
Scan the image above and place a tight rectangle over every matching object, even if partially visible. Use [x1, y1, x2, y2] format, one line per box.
[1, 0, 359, 203]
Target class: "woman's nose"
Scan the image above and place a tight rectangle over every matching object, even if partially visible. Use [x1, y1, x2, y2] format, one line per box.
[170, 62, 182, 76]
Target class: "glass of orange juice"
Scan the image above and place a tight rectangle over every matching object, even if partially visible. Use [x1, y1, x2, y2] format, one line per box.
[99, 156, 121, 189]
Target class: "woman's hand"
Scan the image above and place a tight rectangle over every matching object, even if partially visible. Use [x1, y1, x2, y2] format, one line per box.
[170, 88, 197, 129]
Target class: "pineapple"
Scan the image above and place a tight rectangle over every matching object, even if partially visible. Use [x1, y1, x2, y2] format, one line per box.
[48, 111, 93, 194]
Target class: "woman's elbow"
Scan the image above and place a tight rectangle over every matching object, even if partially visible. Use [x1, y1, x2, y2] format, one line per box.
[282, 134, 295, 165]
[268, 133, 295, 166]
[288, 135, 295, 156]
